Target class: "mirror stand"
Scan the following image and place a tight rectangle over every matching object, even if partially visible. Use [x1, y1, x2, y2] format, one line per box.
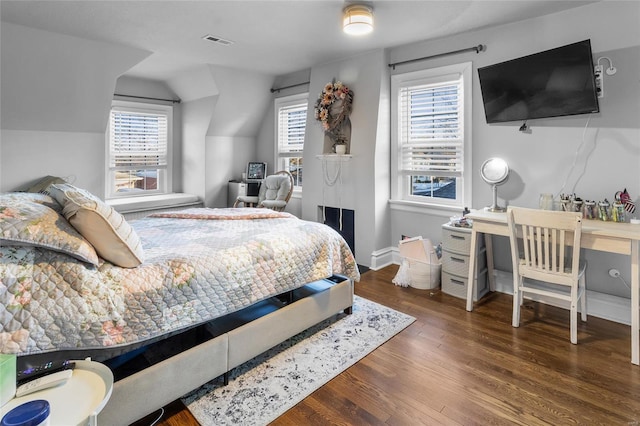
[487, 183, 506, 212]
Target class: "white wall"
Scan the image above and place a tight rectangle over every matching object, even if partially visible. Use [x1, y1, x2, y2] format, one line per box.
[182, 96, 216, 202]
[0, 22, 149, 194]
[172, 64, 275, 207]
[300, 50, 390, 267]
[206, 136, 255, 207]
[387, 1, 640, 298]
[0, 130, 105, 192]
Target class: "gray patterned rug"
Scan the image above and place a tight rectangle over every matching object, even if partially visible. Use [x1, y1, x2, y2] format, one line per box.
[182, 295, 415, 425]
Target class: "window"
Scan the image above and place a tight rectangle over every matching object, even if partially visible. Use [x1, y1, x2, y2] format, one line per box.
[391, 62, 472, 209]
[106, 101, 172, 198]
[275, 93, 308, 189]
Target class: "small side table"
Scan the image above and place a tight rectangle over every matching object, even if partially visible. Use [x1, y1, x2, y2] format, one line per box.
[0, 359, 113, 426]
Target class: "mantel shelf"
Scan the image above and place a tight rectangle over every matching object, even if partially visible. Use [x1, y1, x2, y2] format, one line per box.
[316, 154, 353, 161]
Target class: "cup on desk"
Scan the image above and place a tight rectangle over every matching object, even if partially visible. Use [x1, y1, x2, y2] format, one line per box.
[539, 193, 554, 210]
[241, 172, 247, 182]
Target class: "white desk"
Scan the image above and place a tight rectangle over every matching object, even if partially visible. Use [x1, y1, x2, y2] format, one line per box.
[464, 209, 640, 365]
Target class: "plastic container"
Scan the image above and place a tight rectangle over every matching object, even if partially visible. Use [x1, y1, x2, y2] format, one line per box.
[1, 400, 50, 426]
[0, 355, 16, 408]
[398, 236, 442, 290]
[407, 259, 441, 290]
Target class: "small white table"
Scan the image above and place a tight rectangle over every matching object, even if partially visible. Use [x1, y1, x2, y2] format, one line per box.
[464, 209, 640, 365]
[0, 360, 113, 425]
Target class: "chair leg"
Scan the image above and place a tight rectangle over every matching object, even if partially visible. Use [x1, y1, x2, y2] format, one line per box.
[512, 275, 521, 328]
[570, 284, 578, 344]
[579, 275, 587, 322]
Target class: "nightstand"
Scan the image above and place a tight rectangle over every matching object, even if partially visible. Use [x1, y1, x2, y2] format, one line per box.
[0, 360, 113, 426]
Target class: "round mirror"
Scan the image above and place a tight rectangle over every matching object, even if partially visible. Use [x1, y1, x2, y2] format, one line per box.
[480, 158, 509, 212]
[480, 158, 509, 185]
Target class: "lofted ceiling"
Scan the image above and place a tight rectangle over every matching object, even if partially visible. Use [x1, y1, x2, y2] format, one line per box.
[0, 0, 598, 81]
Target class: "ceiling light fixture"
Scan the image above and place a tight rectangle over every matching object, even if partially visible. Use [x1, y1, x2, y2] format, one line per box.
[343, 4, 374, 36]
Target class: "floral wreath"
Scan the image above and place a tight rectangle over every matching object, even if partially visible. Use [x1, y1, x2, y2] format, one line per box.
[314, 81, 353, 133]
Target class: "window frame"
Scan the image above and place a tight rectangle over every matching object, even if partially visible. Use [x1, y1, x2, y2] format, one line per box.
[274, 92, 308, 192]
[390, 62, 472, 212]
[105, 100, 173, 199]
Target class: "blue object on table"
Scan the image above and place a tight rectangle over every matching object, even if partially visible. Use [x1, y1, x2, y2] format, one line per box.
[1, 400, 50, 426]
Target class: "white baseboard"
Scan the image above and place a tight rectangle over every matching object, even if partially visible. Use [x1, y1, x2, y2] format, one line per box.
[493, 269, 631, 326]
[382, 245, 631, 326]
[369, 247, 395, 271]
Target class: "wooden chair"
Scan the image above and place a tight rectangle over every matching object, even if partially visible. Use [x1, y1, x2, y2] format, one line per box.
[506, 206, 587, 344]
[233, 170, 294, 212]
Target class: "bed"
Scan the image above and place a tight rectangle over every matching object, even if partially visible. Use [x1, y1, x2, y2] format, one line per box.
[0, 186, 360, 423]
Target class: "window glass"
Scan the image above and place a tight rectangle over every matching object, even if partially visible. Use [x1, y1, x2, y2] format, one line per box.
[106, 101, 172, 198]
[275, 93, 308, 189]
[391, 63, 472, 208]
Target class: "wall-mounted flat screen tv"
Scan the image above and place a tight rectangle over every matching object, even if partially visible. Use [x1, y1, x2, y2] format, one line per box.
[478, 40, 600, 124]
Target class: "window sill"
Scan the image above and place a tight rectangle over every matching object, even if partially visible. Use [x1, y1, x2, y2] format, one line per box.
[107, 193, 202, 214]
[388, 199, 463, 218]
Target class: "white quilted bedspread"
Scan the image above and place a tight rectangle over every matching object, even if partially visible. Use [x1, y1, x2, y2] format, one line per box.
[0, 209, 360, 356]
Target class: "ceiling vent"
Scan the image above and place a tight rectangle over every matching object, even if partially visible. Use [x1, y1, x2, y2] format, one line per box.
[202, 35, 234, 46]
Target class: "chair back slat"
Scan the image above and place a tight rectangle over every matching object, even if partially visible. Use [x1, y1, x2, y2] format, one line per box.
[508, 207, 582, 286]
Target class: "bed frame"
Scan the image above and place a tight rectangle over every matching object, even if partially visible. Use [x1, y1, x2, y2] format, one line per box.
[97, 275, 353, 424]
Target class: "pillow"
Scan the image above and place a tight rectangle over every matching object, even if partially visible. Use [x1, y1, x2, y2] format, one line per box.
[13, 175, 67, 194]
[1, 191, 61, 212]
[49, 183, 144, 268]
[0, 194, 99, 265]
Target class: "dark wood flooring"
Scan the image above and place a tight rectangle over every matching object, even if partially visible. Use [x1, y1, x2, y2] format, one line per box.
[134, 265, 640, 425]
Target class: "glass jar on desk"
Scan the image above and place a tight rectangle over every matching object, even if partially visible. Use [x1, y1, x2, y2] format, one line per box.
[539, 193, 553, 210]
[612, 201, 626, 222]
[584, 200, 597, 219]
[598, 200, 612, 221]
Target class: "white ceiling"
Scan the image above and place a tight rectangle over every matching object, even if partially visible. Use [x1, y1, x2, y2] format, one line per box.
[0, 0, 598, 81]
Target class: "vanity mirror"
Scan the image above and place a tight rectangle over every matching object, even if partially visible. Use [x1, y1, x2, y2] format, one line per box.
[480, 157, 509, 212]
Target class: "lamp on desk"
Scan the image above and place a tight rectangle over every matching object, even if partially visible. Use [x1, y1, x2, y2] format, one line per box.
[480, 157, 509, 212]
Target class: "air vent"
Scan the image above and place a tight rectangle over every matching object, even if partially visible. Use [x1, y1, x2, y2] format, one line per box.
[202, 34, 234, 46]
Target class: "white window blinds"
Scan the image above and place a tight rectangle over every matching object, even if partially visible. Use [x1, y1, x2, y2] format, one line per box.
[398, 76, 463, 178]
[109, 110, 168, 170]
[277, 103, 306, 158]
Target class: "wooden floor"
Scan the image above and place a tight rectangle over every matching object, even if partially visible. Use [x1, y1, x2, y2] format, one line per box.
[135, 265, 640, 425]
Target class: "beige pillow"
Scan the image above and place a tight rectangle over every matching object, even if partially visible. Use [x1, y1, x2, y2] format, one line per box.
[49, 184, 144, 268]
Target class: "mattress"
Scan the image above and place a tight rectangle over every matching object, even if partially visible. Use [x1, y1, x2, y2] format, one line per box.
[0, 208, 360, 357]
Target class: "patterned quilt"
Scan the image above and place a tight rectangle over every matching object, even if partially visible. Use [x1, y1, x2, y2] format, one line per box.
[0, 208, 360, 357]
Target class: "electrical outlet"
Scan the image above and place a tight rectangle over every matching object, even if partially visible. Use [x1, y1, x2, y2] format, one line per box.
[608, 268, 621, 278]
[594, 65, 604, 98]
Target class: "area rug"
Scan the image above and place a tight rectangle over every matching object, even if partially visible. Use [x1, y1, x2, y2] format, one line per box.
[182, 295, 415, 425]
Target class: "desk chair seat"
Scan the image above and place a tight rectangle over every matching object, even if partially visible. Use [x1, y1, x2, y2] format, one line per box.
[233, 170, 293, 212]
[507, 206, 587, 344]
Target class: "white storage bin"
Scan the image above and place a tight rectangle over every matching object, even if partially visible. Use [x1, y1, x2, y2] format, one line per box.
[408, 259, 442, 290]
[394, 236, 442, 290]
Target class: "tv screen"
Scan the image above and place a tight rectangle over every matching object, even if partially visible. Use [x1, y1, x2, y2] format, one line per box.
[478, 40, 599, 124]
[246, 162, 267, 182]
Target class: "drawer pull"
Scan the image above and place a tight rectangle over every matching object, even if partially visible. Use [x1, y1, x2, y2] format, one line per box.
[451, 278, 465, 285]
[450, 257, 465, 263]
[451, 235, 466, 240]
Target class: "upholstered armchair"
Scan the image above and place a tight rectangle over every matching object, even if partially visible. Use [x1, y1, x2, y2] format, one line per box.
[233, 170, 294, 212]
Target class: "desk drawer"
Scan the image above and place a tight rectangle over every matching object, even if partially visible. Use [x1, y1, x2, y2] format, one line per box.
[441, 270, 487, 301]
[441, 250, 486, 277]
[442, 226, 484, 254]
